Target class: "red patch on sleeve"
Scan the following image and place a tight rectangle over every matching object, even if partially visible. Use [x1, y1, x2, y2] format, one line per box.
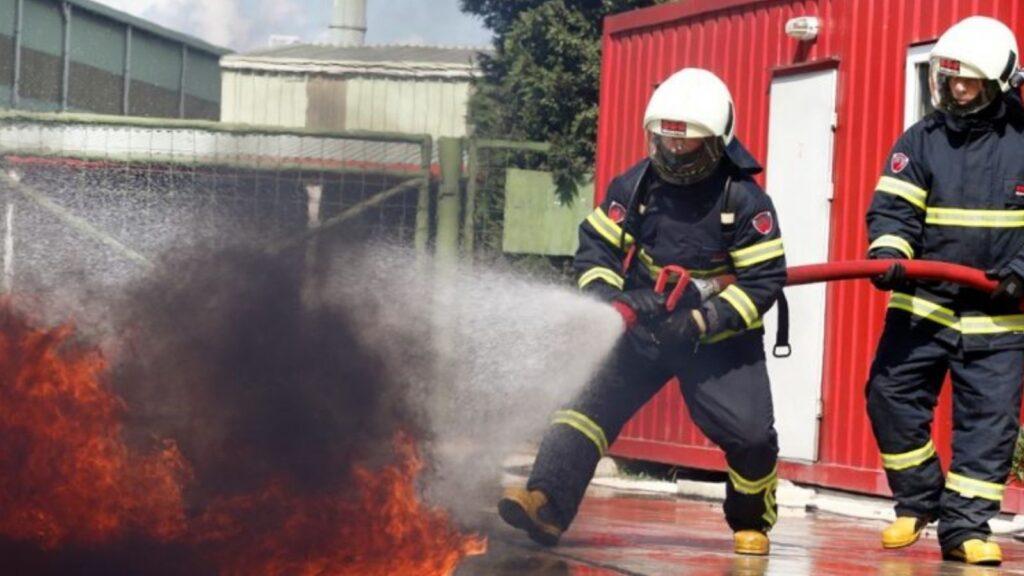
[752, 211, 774, 235]
[890, 153, 910, 174]
[607, 201, 627, 224]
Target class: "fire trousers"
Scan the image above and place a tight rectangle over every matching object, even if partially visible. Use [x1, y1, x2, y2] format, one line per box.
[867, 317, 1024, 551]
[527, 331, 779, 533]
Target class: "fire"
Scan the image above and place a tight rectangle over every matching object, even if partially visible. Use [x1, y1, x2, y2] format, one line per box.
[0, 300, 190, 549]
[193, 431, 486, 576]
[0, 300, 485, 574]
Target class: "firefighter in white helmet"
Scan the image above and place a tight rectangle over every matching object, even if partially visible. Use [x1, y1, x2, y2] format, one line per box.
[866, 15, 1024, 566]
[499, 68, 787, 556]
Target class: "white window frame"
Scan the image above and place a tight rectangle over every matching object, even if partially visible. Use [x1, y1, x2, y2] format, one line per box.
[904, 43, 936, 129]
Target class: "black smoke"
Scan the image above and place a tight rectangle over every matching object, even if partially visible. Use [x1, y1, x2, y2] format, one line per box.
[110, 245, 429, 501]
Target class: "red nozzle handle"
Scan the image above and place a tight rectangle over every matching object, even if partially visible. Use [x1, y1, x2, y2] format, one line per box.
[655, 265, 691, 313]
[612, 300, 638, 330]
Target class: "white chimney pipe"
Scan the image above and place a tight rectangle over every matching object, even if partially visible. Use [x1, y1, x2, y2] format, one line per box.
[330, 0, 367, 46]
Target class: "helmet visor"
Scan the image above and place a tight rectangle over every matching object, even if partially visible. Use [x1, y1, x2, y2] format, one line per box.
[648, 133, 723, 186]
[929, 57, 1000, 116]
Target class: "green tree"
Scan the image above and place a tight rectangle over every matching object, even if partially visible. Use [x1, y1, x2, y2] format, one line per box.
[461, 0, 670, 202]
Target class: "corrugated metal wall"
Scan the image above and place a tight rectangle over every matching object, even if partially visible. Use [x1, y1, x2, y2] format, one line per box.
[0, 0, 226, 119]
[220, 70, 471, 139]
[221, 71, 309, 128]
[598, 0, 1024, 510]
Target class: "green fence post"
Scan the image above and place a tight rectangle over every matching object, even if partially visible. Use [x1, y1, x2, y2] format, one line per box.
[415, 137, 433, 255]
[462, 139, 478, 258]
[436, 137, 462, 264]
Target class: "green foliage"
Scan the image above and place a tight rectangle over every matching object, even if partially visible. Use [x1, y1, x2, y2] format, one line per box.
[462, 0, 669, 202]
[1012, 426, 1024, 483]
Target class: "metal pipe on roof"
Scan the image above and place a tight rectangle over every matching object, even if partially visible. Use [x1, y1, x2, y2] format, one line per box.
[61, 2, 72, 112]
[179, 44, 188, 118]
[123, 26, 132, 115]
[330, 0, 366, 46]
[12, 0, 23, 108]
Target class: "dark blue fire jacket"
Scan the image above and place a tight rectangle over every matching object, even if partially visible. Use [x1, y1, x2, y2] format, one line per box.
[867, 96, 1024, 351]
[574, 140, 787, 343]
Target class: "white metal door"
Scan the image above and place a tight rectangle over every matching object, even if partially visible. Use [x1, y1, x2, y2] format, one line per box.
[762, 69, 837, 462]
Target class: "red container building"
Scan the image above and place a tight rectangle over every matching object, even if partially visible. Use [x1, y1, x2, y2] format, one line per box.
[596, 0, 1024, 511]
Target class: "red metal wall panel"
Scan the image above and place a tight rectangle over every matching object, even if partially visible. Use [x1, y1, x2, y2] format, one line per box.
[598, 0, 1024, 511]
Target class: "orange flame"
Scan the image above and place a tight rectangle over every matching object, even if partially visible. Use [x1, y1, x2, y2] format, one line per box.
[193, 430, 486, 576]
[0, 301, 190, 549]
[0, 301, 485, 574]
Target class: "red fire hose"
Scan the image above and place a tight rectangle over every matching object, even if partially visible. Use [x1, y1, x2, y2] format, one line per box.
[613, 259, 1000, 331]
[785, 259, 998, 292]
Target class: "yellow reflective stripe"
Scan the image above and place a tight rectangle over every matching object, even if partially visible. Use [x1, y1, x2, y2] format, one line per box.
[688, 267, 733, 279]
[719, 285, 759, 328]
[640, 255, 730, 281]
[877, 176, 927, 210]
[585, 208, 635, 249]
[552, 410, 608, 457]
[763, 486, 778, 526]
[946, 472, 1005, 502]
[578, 267, 625, 290]
[961, 315, 1024, 334]
[881, 440, 936, 471]
[701, 318, 764, 344]
[729, 465, 778, 495]
[926, 207, 1024, 228]
[730, 238, 785, 269]
[868, 234, 915, 259]
[888, 294, 1024, 334]
[888, 293, 960, 330]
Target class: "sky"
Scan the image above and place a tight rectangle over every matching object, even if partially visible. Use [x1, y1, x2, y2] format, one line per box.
[91, 0, 494, 52]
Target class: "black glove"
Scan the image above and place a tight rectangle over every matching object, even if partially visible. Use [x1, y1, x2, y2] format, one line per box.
[655, 308, 707, 351]
[986, 268, 1024, 303]
[614, 289, 668, 324]
[869, 250, 906, 291]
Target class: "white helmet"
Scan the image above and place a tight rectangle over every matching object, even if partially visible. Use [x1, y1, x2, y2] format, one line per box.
[929, 16, 1020, 116]
[643, 68, 735, 185]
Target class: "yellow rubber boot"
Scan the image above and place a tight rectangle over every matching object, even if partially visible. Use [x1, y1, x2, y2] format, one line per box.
[882, 516, 929, 549]
[943, 539, 1002, 566]
[734, 530, 770, 555]
[498, 487, 563, 547]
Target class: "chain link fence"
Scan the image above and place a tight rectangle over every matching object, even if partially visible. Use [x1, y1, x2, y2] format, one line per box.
[462, 139, 588, 282]
[0, 111, 432, 292]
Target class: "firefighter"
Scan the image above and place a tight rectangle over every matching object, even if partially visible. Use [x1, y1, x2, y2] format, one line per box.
[865, 16, 1024, 566]
[498, 68, 787, 556]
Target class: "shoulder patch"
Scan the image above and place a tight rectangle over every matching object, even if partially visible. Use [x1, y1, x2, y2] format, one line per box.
[752, 211, 774, 236]
[890, 152, 910, 174]
[607, 201, 627, 224]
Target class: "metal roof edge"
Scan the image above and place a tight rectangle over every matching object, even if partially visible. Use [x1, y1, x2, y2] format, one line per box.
[605, 0, 771, 35]
[221, 57, 480, 79]
[66, 0, 233, 56]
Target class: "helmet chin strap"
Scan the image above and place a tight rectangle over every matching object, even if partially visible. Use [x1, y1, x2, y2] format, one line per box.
[1011, 67, 1024, 89]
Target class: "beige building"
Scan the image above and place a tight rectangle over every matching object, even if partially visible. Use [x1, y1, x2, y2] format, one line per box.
[219, 44, 486, 139]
